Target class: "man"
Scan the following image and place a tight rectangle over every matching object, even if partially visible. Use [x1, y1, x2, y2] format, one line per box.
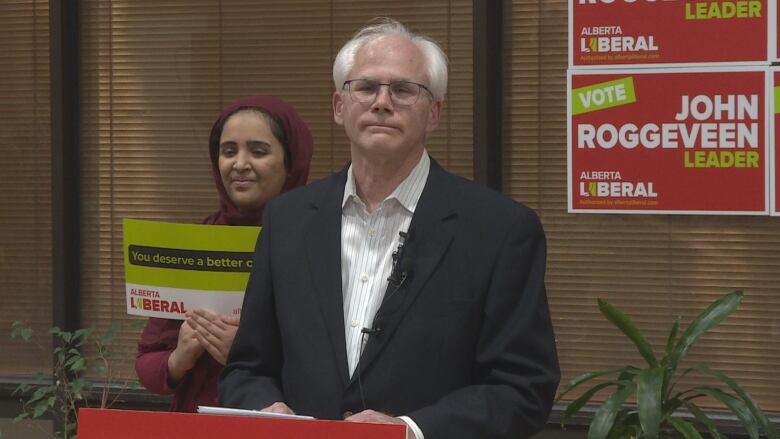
[219, 19, 560, 439]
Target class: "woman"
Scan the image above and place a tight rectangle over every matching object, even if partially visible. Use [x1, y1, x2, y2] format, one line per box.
[135, 96, 313, 412]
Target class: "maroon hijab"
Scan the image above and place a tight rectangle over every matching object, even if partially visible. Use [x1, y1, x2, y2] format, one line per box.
[203, 96, 314, 226]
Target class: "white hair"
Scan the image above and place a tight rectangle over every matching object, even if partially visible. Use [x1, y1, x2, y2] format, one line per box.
[332, 18, 448, 101]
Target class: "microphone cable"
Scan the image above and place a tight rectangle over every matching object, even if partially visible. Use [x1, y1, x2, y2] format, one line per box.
[354, 228, 413, 412]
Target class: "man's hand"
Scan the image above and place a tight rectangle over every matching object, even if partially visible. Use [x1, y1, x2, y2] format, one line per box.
[189, 308, 240, 365]
[167, 318, 206, 385]
[261, 402, 295, 415]
[345, 410, 413, 438]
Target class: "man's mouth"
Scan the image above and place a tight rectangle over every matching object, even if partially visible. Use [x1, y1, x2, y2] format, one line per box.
[365, 123, 399, 132]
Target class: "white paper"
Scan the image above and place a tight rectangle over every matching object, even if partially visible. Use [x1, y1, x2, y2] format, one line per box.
[197, 405, 315, 420]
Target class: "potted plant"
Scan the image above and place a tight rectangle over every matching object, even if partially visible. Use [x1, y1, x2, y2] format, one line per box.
[556, 290, 778, 439]
[7, 321, 142, 439]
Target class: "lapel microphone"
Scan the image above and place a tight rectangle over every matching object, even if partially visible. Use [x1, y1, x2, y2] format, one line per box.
[361, 229, 414, 337]
[387, 230, 412, 288]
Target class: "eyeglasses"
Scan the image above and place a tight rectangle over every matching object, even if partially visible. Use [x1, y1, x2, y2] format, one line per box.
[342, 79, 434, 107]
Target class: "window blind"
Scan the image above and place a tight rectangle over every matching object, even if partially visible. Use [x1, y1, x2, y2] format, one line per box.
[0, 0, 52, 376]
[78, 0, 473, 381]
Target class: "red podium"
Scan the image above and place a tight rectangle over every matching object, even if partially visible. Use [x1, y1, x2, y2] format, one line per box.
[78, 408, 406, 439]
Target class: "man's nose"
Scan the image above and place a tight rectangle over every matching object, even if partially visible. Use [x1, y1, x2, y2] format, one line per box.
[371, 85, 394, 112]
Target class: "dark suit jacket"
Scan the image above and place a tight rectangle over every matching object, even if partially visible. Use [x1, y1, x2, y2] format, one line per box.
[219, 160, 560, 439]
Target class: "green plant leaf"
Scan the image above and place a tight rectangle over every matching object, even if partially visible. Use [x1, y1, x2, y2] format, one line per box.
[32, 400, 49, 418]
[607, 411, 640, 439]
[682, 401, 726, 439]
[556, 367, 636, 401]
[69, 357, 87, 373]
[588, 382, 635, 439]
[13, 412, 29, 423]
[100, 321, 121, 345]
[11, 321, 33, 341]
[667, 417, 703, 439]
[60, 331, 73, 344]
[71, 378, 92, 398]
[72, 329, 89, 347]
[696, 365, 778, 439]
[561, 381, 626, 425]
[65, 354, 82, 367]
[666, 291, 741, 377]
[13, 383, 30, 396]
[637, 367, 663, 439]
[661, 318, 680, 395]
[696, 387, 759, 439]
[664, 395, 686, 415]
[74, 326, 95, 341]
[663, 318, 679, 360]
[665, 366, 696, 402]
[29, 386, 53, 404]
[598, 298, 658, 368]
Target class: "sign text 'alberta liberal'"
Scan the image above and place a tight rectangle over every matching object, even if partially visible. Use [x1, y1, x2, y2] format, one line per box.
[571, 0, 771, 67]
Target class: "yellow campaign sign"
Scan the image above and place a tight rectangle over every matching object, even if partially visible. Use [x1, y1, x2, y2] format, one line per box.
[123, 219, 260, 320]
[572, 77, 636, 116]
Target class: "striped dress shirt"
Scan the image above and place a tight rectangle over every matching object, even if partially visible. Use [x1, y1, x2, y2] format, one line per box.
[341, 151, 430, 376]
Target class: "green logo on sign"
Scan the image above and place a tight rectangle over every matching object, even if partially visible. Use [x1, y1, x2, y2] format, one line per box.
[572, 77, 637, 115]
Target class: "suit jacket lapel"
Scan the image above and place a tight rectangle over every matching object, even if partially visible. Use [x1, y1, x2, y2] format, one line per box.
[304, 168, 350, 384]
[350, 161, 457, 383]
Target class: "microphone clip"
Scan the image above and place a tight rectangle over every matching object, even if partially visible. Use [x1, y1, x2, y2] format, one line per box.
[387, 231, 410, 288]
[361, 326, 382, 336]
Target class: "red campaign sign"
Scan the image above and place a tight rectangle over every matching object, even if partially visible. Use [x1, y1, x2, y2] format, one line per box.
[569, 68, 769, 214]
[570, 0, 771, 67]
[773, 71, 779, 215]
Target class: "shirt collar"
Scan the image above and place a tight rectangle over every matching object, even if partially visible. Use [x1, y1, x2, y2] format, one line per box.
[342, 150, 430, 214]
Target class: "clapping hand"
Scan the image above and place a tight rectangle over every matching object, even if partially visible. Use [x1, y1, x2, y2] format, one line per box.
[189, 308, 240, 365]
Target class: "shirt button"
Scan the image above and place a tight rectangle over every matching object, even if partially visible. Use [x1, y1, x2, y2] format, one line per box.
[350, 319, 359, 327]
[360, 274, 368, 282]
[368, 229, 376, 237]
[343, 411, 353, 419]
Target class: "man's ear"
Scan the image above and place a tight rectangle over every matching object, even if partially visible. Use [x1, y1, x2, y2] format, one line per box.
[425, 100, 443, 134]
[333, 90, 345, 126]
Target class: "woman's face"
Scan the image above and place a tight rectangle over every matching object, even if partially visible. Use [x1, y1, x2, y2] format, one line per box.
[218, 111, 287, 212]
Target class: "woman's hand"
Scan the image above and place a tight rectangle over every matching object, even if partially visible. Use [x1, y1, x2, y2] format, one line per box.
[189, 308, 240, 365]
[167, 318, 206, 385]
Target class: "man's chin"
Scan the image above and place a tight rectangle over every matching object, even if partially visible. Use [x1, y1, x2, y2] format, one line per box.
[354, 142, 400, 157]
[359, 131, 403, 145]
